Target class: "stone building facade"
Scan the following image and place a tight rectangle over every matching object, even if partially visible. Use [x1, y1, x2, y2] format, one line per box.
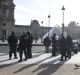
[0, 0, 51, 40]
[65, 21, 80, 40]
[1, 0, 80, 41]
[14, 20, 51, 39]
[0, 0, 15, 40]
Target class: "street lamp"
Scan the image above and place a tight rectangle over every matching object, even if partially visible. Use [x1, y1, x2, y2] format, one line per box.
[48, 14, 51, 37]
[41, 21, 43, 42]
[61, 5, 65, 35]
[41, 21, 43, 36]
[77, 22, 79, 42]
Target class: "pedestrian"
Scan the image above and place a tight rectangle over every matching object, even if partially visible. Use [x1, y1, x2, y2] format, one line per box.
[26, 31, 33, 59]
[52, 33, 57, 56]
[43, 36, 51, 53]
[59, 34, 66, 61]
[66, 34, 72, 59]
[18, 32, 27, 62]
[8, 31, 18, 60]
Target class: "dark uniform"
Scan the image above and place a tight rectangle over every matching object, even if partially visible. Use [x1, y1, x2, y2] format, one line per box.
[52, 33, 57, 56]
[26, 32, 33, 59]
[8, 32, 18, 60]
[18, 33, 27, 62]
[43, 36, 51, 53]
[66, 34, 72, 59]
[59, 34, 66, 61]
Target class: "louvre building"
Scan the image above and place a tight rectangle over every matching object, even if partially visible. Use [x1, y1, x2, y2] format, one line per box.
[0, 0, 51, 40]
[1, 0, 80, 41]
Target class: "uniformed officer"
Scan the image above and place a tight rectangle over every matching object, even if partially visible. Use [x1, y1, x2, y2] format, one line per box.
[18, 32, 27, 62]
[43, 36, 51, 53]
[8, 31, 18, 60]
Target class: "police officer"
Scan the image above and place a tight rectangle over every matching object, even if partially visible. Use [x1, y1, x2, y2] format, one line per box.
[52, 33, 57, 56]
[18, 32, 27, 62]
[66, 34, 72, 59]
[26, 32, 33, 59]
[8, 31, 18, 60]
[59, 34, 66, 61]
[43, 36, 51, 53]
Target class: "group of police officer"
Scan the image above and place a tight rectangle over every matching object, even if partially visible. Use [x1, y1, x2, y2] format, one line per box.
[43, 33, 72, 61]
[8, 31, 33, 62]
[8, 31, 72, 62]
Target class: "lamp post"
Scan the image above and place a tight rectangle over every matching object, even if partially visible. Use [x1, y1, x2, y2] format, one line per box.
[48, 14, 51, 37]
[61, 6, 65, 35]
[77, 22, 79, 42]
[41, 21, 43, 42]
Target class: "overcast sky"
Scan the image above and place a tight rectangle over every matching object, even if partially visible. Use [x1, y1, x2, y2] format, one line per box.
[14, 0, 80, 27]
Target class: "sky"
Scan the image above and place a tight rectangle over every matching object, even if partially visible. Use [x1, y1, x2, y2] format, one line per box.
[14, 0, 80, 27]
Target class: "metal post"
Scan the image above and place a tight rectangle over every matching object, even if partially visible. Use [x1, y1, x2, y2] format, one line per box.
[48, 14, 51, 37]
[62, 6, 65, 35]
[41, 21, 43, 42]
[77, 22, 79, 42]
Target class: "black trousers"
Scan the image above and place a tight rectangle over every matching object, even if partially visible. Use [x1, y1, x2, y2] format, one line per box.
[66, 50, 71, 58]
[9, 45, 17, 58]
[27, 47, 32, 58]
[60, 49, 66, 60]
[19, 48, 27, 60]
[52, 45, 56, 56]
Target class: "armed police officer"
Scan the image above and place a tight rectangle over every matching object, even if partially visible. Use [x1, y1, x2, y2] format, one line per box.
[18, 32, 27, 62]
[8, 31, 18, 60]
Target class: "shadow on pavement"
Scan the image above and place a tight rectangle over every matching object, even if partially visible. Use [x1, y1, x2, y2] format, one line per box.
[32, 53, 77, 75]
[13, 52, 61, 74]
[33, 64, 62, 75]
[14, 56, 53, 74]
[32, 52, 45, 58]
[0, 51, 76, 75]
[0, 61, 19, 68]
[32, 60, 68, 75]
[14, 54, 68, 74]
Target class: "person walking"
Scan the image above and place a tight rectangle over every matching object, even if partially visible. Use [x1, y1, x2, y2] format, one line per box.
[43, 36, 51, 53]
[8, 31, 18, 60]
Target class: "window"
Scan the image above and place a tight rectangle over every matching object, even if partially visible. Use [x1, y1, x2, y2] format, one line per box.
[2, 8, 6, 17]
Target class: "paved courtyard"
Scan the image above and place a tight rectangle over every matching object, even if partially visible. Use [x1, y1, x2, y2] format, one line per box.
[0, 43, 80, 75]
[0, 51, 80, 75]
